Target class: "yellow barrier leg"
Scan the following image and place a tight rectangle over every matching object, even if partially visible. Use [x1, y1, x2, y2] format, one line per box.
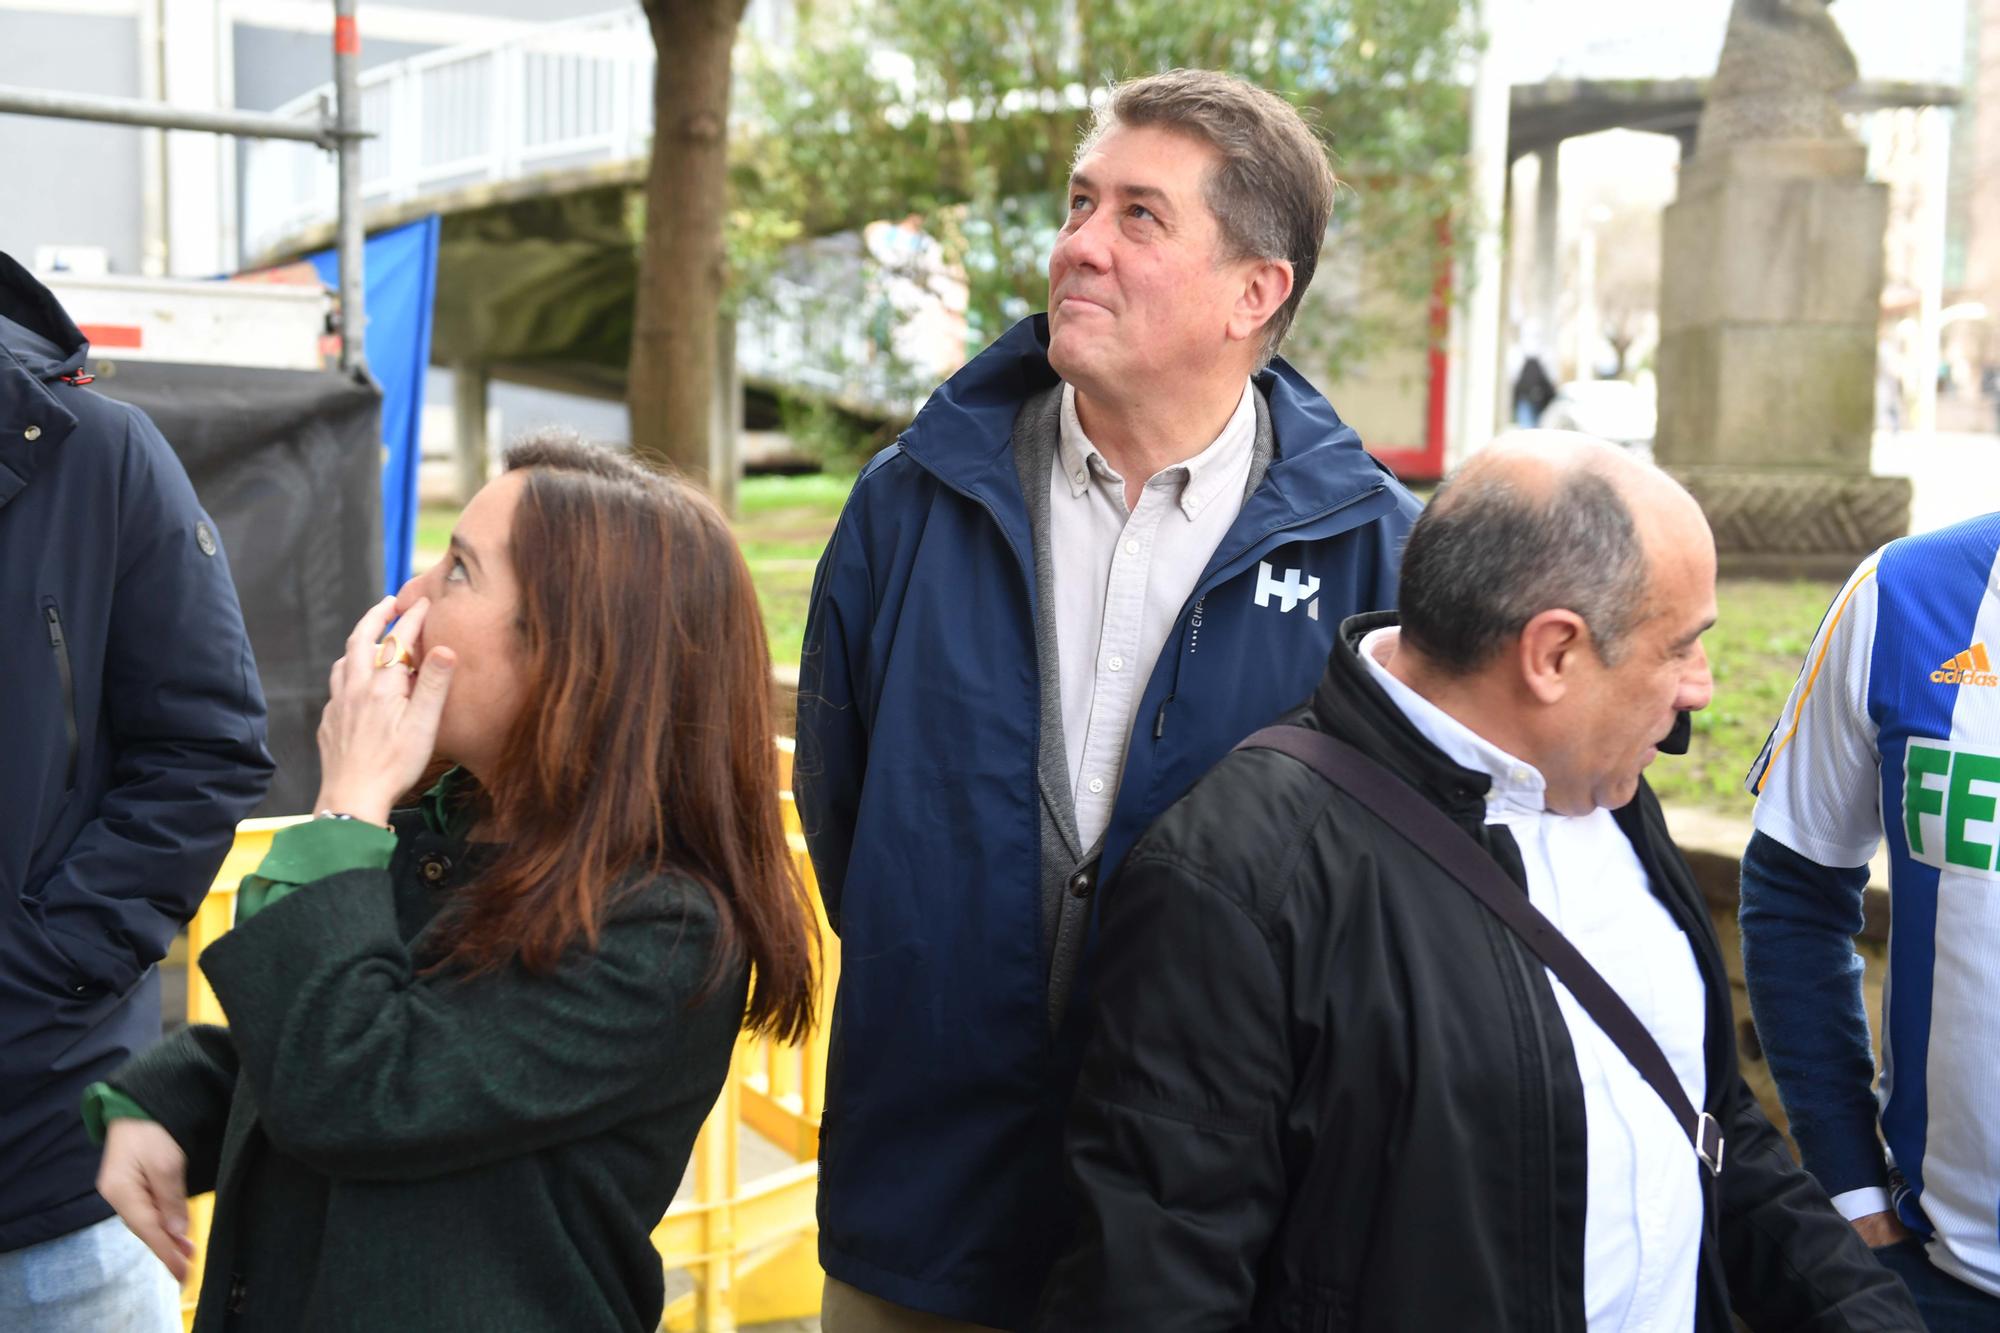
[694, 1069, 742, 1332]
[731, 1233, 825, 1325]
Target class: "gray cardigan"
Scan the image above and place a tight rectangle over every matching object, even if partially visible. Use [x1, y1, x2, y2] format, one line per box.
[1009, 382, 1273, 1026]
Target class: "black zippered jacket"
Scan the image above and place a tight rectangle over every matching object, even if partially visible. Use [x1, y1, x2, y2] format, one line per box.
[0, 252, 272, 1252]
[1038, 612, 1920, 1331]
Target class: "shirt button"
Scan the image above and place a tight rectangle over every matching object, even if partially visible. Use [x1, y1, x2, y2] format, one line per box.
[1123, 539, 1140, 556]
[420, 854, 452, 883]
[1185, 497, 1200, 511]
[1087, 776, 1105, 795]
[1510, 767, 1531, 784]
[1074, 470, 1087, 485]
[1107, 655, 1124, 672]
[23, 425, 41, 441]
[1068, 870, 1094, 898]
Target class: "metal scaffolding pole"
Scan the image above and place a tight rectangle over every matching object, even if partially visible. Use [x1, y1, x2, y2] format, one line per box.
[0, 1, 369, 372]
[0, 84, 340, 148]
[333, 0, 367, 375]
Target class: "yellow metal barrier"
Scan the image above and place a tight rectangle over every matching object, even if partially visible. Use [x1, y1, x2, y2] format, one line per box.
[179, 739, 834, 1332]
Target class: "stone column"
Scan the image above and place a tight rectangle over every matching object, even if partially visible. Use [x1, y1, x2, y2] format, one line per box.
[1533, 145, 1560, 359]
[453, 363, 490, 506]
[1655, 0, 1910, 575]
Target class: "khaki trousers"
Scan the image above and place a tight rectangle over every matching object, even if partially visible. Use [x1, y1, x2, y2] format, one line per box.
[819, 1277, 1010, 1333]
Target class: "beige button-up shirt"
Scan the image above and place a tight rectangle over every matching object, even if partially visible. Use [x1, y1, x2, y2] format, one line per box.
[1051, 379, 1257, 850]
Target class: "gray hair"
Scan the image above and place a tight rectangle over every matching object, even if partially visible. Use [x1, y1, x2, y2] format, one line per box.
[1077, 69, 1337, 365]
[1397, 465, 1650, 672]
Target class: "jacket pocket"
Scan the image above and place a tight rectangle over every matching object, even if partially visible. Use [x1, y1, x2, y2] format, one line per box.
[42, 597, 78, 791]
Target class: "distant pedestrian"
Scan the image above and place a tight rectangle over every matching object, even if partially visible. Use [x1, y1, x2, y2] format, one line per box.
[1514, 352, 1557, 426]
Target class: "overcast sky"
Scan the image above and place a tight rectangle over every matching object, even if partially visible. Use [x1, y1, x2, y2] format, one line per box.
[1513, 0, 1966, 90]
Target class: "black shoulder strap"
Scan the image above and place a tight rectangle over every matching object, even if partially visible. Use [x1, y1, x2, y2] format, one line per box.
[1237, 724, 1724, 1176]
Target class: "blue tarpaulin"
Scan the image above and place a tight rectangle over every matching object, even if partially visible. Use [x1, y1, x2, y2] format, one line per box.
[308, 216, 439, 593]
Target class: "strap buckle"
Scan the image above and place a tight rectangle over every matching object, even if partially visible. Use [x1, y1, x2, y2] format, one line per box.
[1695, 1111, 1725, 1175]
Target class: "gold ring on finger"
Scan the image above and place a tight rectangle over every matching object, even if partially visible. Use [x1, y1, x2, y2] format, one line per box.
[374, 636, 416, 672]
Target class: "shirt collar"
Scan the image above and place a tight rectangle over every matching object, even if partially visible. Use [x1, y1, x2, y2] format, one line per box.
[1356, 626, 1549, 817]
[421, 766, 477, 837]
[1056, 379, 1257, 520]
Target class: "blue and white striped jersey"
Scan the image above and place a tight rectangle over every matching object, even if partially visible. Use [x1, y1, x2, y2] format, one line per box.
[1748, 512, 2000, 1299]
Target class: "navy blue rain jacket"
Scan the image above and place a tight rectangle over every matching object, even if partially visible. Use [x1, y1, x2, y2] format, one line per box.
[797, 316, 1420, 1325]
[0, 252, 273, 1252]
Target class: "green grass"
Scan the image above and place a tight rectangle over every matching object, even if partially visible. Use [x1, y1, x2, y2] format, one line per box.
[735, 473, 853, 664]
[413, 504, 458, 565]
[1645, 578, 1841, 818]
[736, 470, 858, 520]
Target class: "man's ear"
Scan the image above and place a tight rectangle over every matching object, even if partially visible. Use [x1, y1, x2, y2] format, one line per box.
[1516, 609, 1588, 705]
[1226, 258, 1294, 346]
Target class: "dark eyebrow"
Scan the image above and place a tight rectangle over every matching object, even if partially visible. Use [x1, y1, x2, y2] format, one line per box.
[1066, 172, 1174, 210]
[1674, 617, 1716, 651]
[449, 533, 483, 574]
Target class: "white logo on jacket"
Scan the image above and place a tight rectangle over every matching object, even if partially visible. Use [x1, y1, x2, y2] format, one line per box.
[1253, 561, 1320, 620]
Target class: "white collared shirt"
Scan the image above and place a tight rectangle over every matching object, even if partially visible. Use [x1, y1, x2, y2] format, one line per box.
[1050, 379, 1256, 850]
[1360, 626, 1709, 1333]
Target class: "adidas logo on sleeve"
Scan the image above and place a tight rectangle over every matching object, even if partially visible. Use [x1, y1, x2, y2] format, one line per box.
[1932, 643, 1998, 687]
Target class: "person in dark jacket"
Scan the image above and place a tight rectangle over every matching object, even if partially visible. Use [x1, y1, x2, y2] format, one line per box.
[797, 69, 1419, 1330]
[87, 437, 820, 1332]
[1514, 351, 1558, 426]
[0, 251, 273, 1331]
[1040, 432, 1921, 1331]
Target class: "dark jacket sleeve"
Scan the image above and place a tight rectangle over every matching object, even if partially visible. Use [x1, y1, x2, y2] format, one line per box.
[1738, 830, 1887, 1201]
[194, 865, 740, 1182]
[109, 1023, 241, 1197]
[1037, 853, 1293, 1331]
[795, 490, 875, 932]
[1713, 1069, 1922, 1331]
[31, 406, 273, 995]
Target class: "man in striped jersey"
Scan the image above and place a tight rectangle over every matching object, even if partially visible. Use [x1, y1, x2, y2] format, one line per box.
[1743, 514, 2000, 1330]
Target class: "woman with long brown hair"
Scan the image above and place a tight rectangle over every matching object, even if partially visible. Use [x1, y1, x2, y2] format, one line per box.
[86, 436, 816, 1332]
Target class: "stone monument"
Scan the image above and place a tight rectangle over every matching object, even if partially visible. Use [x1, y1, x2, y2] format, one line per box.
[1656, 0, 1909, 574]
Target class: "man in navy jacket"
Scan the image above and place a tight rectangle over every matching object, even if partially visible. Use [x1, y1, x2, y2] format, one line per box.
[0, 252, 272, 1329]
[797, 71, 1420, 1330]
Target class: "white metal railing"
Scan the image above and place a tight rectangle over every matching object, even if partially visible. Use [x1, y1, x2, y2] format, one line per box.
[241, 6, 653, 260]
[237, 0, 970, 416]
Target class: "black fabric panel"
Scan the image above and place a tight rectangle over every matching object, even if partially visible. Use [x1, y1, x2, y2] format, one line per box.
[88, 359, 383, 817]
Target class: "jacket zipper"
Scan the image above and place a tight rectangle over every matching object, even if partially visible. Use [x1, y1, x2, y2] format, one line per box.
[44, 600, 79, 790]
[1153, 484, 1386, 742]
[910, 462, 1388, 1031]
[1504, 932, 1564, 1322]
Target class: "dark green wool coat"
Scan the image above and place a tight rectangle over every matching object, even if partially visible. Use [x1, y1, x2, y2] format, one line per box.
[111, 810, 748, 1332]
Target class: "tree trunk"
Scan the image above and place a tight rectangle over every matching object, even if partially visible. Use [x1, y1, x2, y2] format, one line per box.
[628, 0, 747, 487]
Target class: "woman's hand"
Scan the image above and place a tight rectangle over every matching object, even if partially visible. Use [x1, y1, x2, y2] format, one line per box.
[97, 1119, 196, 1283]
[314, 595, 457, 825]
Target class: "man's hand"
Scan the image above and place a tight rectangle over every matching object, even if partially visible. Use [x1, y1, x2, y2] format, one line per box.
[97, 1119, 196, 1282]
[1851, 1209, 1912, 1249]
